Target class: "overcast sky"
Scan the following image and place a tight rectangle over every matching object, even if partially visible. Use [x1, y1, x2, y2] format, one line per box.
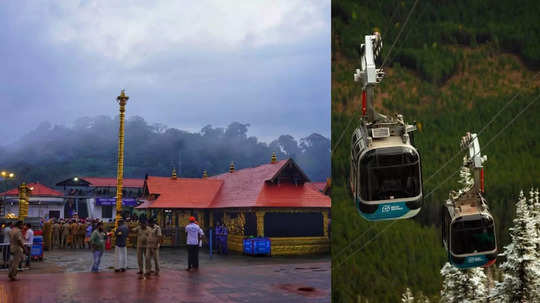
[0, 0, 330, 144]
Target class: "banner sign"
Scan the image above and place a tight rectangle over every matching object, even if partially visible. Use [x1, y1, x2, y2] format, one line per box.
[95, 198, 137, 207]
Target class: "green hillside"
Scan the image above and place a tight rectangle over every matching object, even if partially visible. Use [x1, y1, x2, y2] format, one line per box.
[331, 0, 540, 302]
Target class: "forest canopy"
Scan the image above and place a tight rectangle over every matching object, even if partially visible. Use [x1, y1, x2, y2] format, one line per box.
[0, 115, 330, 187]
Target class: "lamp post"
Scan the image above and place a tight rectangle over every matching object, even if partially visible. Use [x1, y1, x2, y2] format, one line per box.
[114, 90, 128, 230]
[1, 171, 15, 216]
[1, 171, 16, 192]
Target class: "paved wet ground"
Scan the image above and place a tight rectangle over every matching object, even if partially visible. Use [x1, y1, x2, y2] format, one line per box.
[0, 248, 330, 302]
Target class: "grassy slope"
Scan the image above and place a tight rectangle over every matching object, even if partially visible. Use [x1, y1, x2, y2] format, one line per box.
[332, 1, 540, 302]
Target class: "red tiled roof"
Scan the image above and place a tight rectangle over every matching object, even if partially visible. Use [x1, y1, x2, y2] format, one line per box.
[210, 159, 329, 208]
[256, 183, 331, 208]
[308, 182, 327, 193]
[137, 159, 330, 209]
[136, 200, 153, 209]
[209, 160, 287, 208]
[82, 177, 144, 188]
[0, 182, 63, 197]
[138, 177, 223, 209]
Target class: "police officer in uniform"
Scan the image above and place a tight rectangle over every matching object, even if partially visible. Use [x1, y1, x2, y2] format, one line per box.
[8, 221, 25, 281]
[77, 221, 86, 249]
[61, 220, 70, 248]
[147, 218, 162, 276]
[52, 220, 60, 249]
[133, 220, 151, 277]
[69, 220, 78, 248]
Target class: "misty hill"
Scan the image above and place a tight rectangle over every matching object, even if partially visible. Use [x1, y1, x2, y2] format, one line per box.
[0, 116, 330, 187]
[332, 0, 540, 302]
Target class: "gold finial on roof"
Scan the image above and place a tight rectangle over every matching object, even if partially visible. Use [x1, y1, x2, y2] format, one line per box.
[271, 152, 277, 164]
[202, 170, 208, 178]
[171, 168, 177, 180]
[229, 162, 235, 173]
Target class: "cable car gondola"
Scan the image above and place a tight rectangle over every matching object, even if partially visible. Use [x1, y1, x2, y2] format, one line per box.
[442, 133, 497, 268]
[350, 32, 423, 221]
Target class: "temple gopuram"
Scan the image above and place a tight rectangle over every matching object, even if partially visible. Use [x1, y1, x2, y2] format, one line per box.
[137, 155, 331, 255]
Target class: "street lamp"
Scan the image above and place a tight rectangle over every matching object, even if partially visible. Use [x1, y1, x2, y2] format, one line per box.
[0, 171, 15, 216]
[1, 170, 16, 192]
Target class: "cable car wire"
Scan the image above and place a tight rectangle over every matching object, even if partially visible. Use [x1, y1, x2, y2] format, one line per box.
[380, 0, 419, 70]
[333, 0, 534, 258]
[334, 93, 539, 269]
[334, 70, 539, 262]
[423, 70, 540, 186]
[382, 3, 430, 69]
[332, 223, 377, 261]
[331, 0, 420, 155]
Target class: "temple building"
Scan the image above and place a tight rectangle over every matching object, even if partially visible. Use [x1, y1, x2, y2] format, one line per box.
[55, 177, 144, 220]
[137, 155, 331, 255]
[0, 183, 64, 219]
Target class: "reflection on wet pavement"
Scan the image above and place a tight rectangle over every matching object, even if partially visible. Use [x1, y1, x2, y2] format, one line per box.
[0, 248, 330, 303]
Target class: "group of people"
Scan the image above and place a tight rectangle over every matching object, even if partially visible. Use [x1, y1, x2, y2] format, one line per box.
[4, 215, 219, 280]
[88, 217, 163, 278]
[2, 221, 34, 281]
[89, 215, 205, 275]
[51, 219, 94, 249]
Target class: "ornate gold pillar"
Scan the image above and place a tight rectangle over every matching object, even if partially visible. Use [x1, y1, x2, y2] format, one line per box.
[197, 211, 205, 228]
[114, 90, 128, 230]
[238, 212, 246, 236]
[322, 210, 329, 238]
[255, 211, 265, 237]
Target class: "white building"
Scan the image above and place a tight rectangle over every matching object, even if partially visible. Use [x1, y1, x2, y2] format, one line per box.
[55, 177, 143, 220]
[0, 182, 65, 219]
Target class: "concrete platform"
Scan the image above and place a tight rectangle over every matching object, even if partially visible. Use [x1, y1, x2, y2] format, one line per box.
[0, 262, 330, 303]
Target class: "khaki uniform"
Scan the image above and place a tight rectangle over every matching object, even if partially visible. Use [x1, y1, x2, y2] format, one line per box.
[52, 223, 60, 249]
[69, 223, 78, 248]
[77, 223, 86, 249]
[133, 226, 151, 274]
[147, 224, 162, 274]
[8, 227, 25, 280]
[61, 223, 70, 248]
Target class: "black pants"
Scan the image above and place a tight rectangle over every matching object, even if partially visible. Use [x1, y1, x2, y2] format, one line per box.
[187, 245, 199, 269]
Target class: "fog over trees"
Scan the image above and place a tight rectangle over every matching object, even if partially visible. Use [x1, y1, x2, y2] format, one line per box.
[0, 115, 330, 187]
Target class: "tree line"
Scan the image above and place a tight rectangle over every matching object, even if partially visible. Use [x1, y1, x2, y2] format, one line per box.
[0, 115, 330, 188]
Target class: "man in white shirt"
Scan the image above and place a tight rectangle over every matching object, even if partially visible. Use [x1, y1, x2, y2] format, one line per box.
[24, 224, 34, 267]
[185, 216, 204, 271]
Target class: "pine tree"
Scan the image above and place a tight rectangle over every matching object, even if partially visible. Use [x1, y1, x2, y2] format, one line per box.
[414, 291, 431, 303]
[494, 190, 540, 302]
[401, 288, 415, 303]
[401, 288, 431, 303]
[448, 161, 474, 202]
[529, 189, 540, 254]
[440, 262, 487, 303]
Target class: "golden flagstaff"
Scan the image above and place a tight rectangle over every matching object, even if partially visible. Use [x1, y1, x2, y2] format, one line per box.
[17, 182, 32, 220]
[114, 90, 128, 230]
